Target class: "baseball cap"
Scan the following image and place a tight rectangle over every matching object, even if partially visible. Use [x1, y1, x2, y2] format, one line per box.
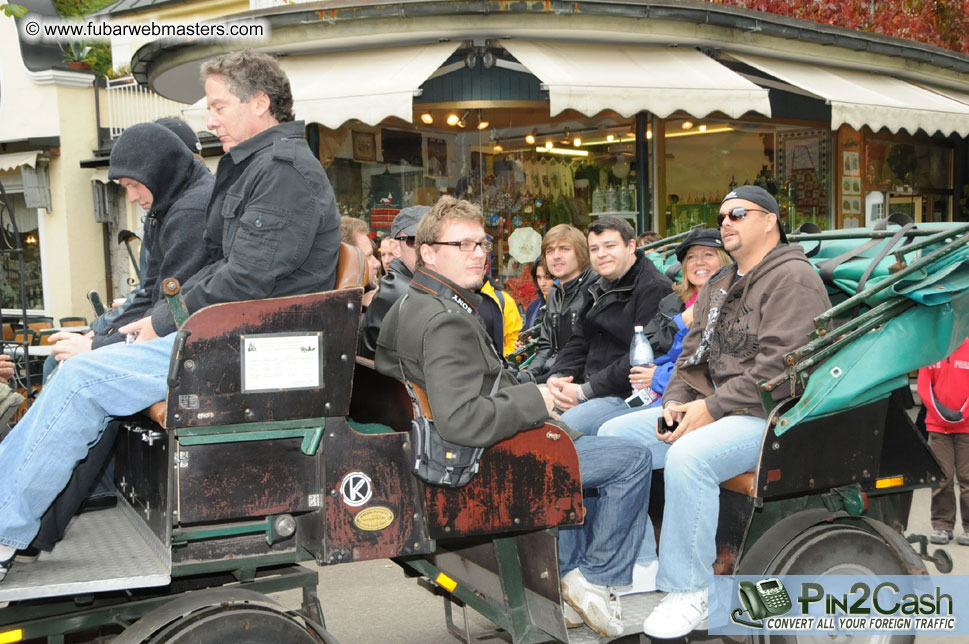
[675, 228, 724, 262]
[390, 205, 430, 239]
[721, 185, 787, 243]
[155, 117, 202, 153]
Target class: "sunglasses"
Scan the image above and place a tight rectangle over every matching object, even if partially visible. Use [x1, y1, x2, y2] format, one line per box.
[717, 207, 769, 227]
[431, 239, 494, 253]
[395, 236, 416, 248]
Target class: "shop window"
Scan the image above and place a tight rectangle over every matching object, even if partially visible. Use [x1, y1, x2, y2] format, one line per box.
[1, 190, 46, 312]
[864, 138, 952, 224]
[664, 121, 831, 233]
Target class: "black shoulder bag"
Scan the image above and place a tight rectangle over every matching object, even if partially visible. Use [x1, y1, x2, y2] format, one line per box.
[397, 295, 500, 487]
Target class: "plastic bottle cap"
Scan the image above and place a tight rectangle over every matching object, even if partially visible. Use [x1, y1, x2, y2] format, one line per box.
[634, 325, 644, 332]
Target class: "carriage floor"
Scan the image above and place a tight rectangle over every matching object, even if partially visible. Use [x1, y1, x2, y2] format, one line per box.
[0, 500, 169, 603]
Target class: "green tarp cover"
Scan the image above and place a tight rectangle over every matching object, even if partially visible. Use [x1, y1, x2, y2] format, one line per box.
[780, 223, 969, 432]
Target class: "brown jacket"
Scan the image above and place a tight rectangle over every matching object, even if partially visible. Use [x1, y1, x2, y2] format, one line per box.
[662, 244, 830, 419]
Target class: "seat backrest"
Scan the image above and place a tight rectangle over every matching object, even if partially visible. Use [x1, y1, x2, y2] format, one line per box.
[336, 242, 366, 290]
[27, 320, 52, 331]
[59, 316, 88, 327]
[1, 324, 11, 340]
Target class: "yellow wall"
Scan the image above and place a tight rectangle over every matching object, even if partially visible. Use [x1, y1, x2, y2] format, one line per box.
[44, 85, 108, 322]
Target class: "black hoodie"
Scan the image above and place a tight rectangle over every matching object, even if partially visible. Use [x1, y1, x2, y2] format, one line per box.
[551, 250, 673, 399]
[95, 123, 212, 347]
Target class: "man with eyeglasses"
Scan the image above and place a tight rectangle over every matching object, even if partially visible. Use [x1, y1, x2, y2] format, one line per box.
[358, 205, 429, 359]
[641, 185, 830, 639]
[375, 196, 652, 638]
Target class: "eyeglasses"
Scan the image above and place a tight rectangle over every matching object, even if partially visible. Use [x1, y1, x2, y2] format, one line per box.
[431, 239, 494, 253]
[395, 236, 416, 248]
[717, 207, 768, 227]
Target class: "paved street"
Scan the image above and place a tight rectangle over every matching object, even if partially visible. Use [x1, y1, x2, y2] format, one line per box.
[280, 487, 969, 643]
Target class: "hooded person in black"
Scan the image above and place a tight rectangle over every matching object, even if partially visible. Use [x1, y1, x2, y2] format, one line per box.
[24, 123, 212, 559]
[98, 123, 213, 345]
[49, 122, 212, 360]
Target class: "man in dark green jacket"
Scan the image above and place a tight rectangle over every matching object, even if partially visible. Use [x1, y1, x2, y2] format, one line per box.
[375, 196, 652, 638]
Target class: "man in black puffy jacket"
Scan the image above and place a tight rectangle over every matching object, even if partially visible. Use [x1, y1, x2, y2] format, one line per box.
[518, 224, 596, 383]
[546, 216, 672, 434]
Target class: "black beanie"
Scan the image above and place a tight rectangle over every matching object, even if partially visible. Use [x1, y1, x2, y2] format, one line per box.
[109, 122, 194, 214]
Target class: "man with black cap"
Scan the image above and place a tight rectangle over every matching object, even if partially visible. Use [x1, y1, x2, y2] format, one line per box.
[640, 185, 830, 639]
[358, 205, 428, 358]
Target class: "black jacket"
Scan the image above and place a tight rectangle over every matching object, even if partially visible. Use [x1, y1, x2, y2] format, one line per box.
[150, 121, 341, 335]
[551, 250, 673, 398]
[358, 257, 413, 359]
[518, 266, 596, 382]
[94, 131, 213, 348]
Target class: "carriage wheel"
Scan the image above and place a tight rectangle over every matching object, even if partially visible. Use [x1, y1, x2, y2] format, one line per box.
[137, 603, 322, 643]
[754, 523, 919, 644]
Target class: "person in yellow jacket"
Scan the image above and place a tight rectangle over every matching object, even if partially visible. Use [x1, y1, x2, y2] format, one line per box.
[481, 277, 523, 358]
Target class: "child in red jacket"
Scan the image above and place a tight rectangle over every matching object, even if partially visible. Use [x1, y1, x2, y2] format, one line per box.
[918, 337, 969, 545]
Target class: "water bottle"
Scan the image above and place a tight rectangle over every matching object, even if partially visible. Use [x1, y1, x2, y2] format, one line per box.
[625, 325, 659, 408]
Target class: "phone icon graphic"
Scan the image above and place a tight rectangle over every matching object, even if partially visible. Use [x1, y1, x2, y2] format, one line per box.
[731, 578, 793, 628]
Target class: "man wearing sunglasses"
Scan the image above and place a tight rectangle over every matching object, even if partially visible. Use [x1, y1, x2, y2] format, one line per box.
[642, 185, 830, 639]
[358, 205, 429, 359]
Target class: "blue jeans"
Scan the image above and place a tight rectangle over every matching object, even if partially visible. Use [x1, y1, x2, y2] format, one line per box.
[598, 406, 672, 565]
[558, 435, 651, 587]
[560, 396, 635, 436]
[655, 413, 764, 592]
[0, 334, 175, 549]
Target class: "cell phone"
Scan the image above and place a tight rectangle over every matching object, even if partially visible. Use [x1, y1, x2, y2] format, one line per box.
[656, 416, 679, 434]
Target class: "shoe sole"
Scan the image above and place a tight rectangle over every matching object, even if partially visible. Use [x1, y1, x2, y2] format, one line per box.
[561, 580, 623, 638]
[15, 553, 38, 564]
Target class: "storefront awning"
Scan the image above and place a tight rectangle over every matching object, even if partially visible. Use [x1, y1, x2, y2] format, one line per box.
[183, 42, 461, 131]
[732, 53, 969, 136]
[499, 40, 771, 119]
[0, 151, 41, 172]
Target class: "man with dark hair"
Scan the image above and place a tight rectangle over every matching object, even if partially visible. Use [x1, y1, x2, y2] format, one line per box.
[358, 205, 428, 359]
[375, 197, 651, 638]
[546, 216, 673, 434]
[0, 49, 340, 579]
[641, 185, 830, 638]
[518, 223, 595, 383]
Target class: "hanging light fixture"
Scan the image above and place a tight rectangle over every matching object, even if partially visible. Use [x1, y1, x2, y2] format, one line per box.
[698, 124, 707, 132]
[606, 133, 615, 142]
[493, 141, 503, 153]
[525, 130, 537, 145]
[446, 113, 460, 126]
[420, 113, 434, 125]
[477, 120, 489, 130]
[681, 120, 694, 130]
[25, 233, 38, 246]
[573, 135, 582, 147]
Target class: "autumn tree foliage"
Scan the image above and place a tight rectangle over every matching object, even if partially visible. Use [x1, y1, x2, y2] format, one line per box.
[711, 0, 969, 55]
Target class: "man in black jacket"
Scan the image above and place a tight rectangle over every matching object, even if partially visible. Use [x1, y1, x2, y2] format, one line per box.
[547, 216, 672, 434]
[518, 224, 595, 383]
[0, 50, 340, 579]
[358, 205, 428, 358]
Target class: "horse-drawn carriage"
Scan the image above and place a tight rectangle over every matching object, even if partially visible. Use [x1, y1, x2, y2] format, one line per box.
[1, 218, 967, 643]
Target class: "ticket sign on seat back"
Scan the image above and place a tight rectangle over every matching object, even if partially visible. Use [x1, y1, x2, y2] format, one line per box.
[163, 288, 362, 428]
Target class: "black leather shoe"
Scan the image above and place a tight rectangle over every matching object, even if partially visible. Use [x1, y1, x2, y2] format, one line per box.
[78, 494, 117, 514]
[15, 546, 40, 564]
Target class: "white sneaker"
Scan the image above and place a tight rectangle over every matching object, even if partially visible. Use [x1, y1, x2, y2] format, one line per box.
[562, 601, 584, 628]
[616, 561, 658, 596]
[642, 588, 708, 639]
[560, 569, 624, 637]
